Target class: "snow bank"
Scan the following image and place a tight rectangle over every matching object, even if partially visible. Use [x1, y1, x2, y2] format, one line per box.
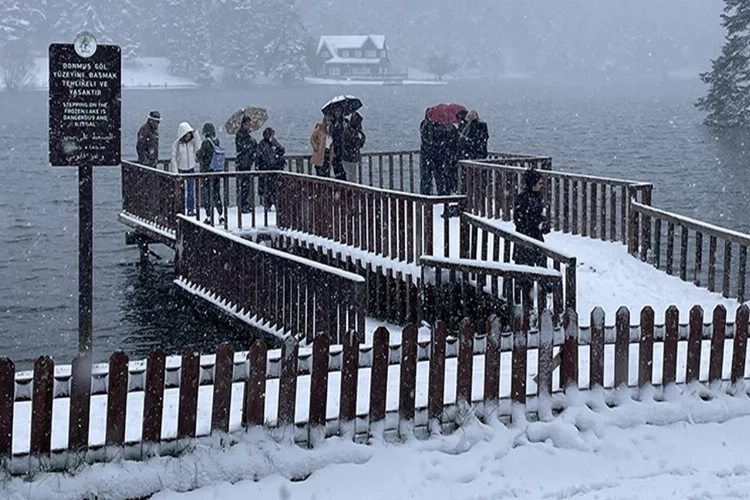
[9, 388, 750, 500]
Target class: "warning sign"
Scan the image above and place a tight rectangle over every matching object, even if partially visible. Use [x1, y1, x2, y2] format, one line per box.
[48, 42, 121, 166]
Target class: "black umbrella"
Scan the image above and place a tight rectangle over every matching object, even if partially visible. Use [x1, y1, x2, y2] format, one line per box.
[321, 95, 363, 116]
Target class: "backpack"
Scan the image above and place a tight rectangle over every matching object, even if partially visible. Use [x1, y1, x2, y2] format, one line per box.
[206, 137, 226, 172]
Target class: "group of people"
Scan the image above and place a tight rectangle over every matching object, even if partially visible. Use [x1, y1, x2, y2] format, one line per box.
[135, 106, 547, 276]
[309, 108, 366, 182]
[136, 110, 286, 221]
[420, 109, 489, 196]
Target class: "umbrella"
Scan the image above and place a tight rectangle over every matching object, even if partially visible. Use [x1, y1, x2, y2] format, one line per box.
[426, 103, 467, 125]
[321, 95, 363, 116]
[225, 106, 268, 134]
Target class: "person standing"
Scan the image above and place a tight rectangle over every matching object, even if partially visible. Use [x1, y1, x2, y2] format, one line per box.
[513, 168, 550, 267]
[256, 127, 286, 209]
[235, 116, 257, 213]
[170, 122, 201, 216]
[310, 115, 334, 177]
[420, 110, 437, 195]
[341, 111, 366, 182]
[460, 110, 489, 160]
[196, 122, 225, 224]
[136, 110, 160, 167]
[330, 108, 346, 180]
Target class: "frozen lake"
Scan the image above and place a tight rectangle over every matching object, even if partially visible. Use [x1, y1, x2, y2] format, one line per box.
[1, 79, 748, 367]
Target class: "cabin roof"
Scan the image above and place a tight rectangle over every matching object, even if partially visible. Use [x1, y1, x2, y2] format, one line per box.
[317, 35, 386, 56]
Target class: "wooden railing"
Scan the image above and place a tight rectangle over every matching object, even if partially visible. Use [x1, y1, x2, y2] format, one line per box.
[459, 213, 577, 319]
[176, 216, 366, 345]
[420, 255, 564, 330]
[482, 153, 553, 171]
[276, 173, 465, 261]
[4, 304, 748, 474]
[630, 201, 750, 303]
[121, 161, 184, 236]
[272, 236, 422, 326]
[459, 160, 653, 245]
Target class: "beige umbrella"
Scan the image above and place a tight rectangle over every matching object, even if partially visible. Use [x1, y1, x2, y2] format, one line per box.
[225, 106, 268, 134]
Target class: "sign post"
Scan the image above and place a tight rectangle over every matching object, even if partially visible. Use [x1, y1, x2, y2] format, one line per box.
[49, 33, 121, 354]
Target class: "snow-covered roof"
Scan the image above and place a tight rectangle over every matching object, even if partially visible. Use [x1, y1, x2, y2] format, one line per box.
[324, 57, 385, 65]
[317, 35, 386, 56]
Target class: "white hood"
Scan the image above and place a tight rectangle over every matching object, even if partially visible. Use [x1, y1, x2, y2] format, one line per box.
[176, 121, 194, 141]
[169, 121, 200, 173]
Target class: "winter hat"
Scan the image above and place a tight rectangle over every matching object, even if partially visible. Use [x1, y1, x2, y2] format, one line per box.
[523, 168, 542, 191]
[148, 110, 161, 122]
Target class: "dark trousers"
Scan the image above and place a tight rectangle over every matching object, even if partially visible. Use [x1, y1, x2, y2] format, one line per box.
[238, 169, 252, 213]
[420, 153, 437, 195]
[315, 150, 332, 177]
[258, 172, 277, 208]
[201, 178, 223, 216]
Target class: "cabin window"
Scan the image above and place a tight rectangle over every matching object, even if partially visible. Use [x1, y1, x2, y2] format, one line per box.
[329, 67, 341, 76]
[365, 50, 377, 58]
[355, 50, 362, 57]
[380, 50, 387, 58]
[341, 50, 349, 57]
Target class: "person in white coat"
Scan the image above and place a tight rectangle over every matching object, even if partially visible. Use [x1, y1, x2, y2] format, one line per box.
[170, 122, 201, 215]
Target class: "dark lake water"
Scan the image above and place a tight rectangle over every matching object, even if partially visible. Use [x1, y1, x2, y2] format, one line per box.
[1, 80, 748, 368]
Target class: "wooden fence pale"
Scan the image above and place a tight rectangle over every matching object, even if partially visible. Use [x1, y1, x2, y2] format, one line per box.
[4, 304, 750, 474]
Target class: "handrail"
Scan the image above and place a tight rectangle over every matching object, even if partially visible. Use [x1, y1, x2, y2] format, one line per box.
[177, 215, 366, 344]
[629, 200, 750, 302]
[460, 213, 577, 265]
[461, 160, 652, 189]
[632, 201, 750, 248]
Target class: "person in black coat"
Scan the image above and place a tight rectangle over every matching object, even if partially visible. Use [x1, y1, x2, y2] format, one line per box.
[459, 110, 489, 160]
[513, 168, 550, 268]
[235, 116, 257, 213]
[256, 127, 285, 209]
[420, 109, 438, 195]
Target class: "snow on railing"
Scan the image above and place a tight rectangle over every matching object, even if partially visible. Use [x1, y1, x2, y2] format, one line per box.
[629, 201, 750, 303]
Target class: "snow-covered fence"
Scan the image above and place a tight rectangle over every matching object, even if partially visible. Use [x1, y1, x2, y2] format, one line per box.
[176, 216, 366, 345]
[121, 161, 185, 237]
[276, 173, 465, 261]
[458, 160, 653, 245]
[2, 304, 750, 473]
[458, 213, 577, 318]
[270, 236, 422, 326]
[419, 255, 563, 330]
[629, 201, 750, 303]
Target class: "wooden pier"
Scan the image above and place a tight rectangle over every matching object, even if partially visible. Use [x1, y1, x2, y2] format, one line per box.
[1, 149, 749, 475]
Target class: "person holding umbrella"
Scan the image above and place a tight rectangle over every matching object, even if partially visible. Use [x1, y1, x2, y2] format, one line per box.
[235, 116, 258, 213]
[320, 95, 362, 180]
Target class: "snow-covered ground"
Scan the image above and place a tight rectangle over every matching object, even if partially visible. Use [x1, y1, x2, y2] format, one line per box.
[13, 57, 199, 90]
[9, 389, 750, 500]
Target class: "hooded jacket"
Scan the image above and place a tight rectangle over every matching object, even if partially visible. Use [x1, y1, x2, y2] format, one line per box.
[169, 122, 200, 173]
[196, 123, 220, 173]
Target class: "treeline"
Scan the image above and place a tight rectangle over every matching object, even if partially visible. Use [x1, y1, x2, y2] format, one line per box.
[299, 0, 725, 80]
[0, 0, 308, 86]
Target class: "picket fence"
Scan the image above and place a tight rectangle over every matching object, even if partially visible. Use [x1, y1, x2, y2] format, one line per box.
[2, 304, 749, 474]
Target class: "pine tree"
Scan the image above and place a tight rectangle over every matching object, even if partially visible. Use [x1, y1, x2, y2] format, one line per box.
[164, 0, 213, 84]
[54, 0, 143, 64]
[219, 0, 264, 86]
[0, 0, 44, 89]
[696, 0, 750, 128]
[262, 0, 308, 83]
